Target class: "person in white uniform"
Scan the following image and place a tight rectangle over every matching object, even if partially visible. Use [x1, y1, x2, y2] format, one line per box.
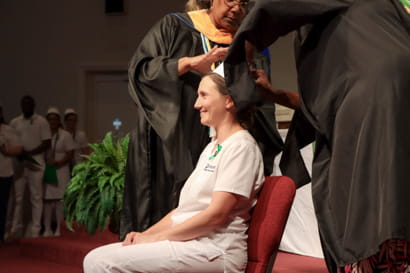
[9, 95, 51, 238]
[43, 107, 75, 237]
[0, 104, 23, 242]
[83, 71, 265, 273]
[63, 108, 90, 170]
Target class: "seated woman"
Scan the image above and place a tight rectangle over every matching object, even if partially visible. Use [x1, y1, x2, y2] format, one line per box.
[83, 72, 265, 273]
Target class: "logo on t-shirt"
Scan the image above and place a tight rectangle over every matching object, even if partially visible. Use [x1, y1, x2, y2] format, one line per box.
[204, 163, 216, 172]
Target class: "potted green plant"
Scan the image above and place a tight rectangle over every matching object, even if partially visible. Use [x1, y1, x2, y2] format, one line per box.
[63, 132, 129, 235]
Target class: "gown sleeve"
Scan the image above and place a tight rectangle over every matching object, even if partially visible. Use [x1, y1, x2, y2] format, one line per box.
[128, 13, 199, 140]
[224, 0, 352, 111]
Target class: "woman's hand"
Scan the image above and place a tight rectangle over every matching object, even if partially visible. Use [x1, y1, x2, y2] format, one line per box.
[122, 231, 164, 246]
[178, 46, 228, 75]
[49, 159, 59, 167]
[122, 231, 142, 246]
[50, 150, 74, 169]
[49, 159, 64, 169]
[251, 69, 275, 95]
[245, 41, 257, 67]
[251, 68, 300, 109]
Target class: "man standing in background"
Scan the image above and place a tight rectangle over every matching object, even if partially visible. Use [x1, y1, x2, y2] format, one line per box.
[9, 95, 51, 238]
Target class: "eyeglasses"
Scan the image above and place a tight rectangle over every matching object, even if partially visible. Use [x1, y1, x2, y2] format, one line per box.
[223, 0, 249, 9]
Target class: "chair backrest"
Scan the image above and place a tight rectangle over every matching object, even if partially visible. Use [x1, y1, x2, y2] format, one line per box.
[246, 176, 296, 273]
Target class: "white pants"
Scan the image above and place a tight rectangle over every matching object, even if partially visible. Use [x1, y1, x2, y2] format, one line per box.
[11, 165, 44, 235]
[83, 239, 226, 273]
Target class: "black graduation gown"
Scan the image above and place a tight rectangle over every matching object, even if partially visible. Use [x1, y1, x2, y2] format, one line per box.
[121, 12, 283, 239]
[225, 0, 410, 267]
[122, 13, 210, 239]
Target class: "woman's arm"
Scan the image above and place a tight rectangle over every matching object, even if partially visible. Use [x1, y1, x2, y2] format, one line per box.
[142, 209, 175, 235]
[122, 209, 176, 246]
[0, 125, 23, 156]
[162, 191, 239, 241]
[25, 139, 51, 155]
[125, 191, 239, 245]
[76, 131, 91, 157]
[53, 150, 74, 169]
[252, 69, 300, 109]
[178, 46, 229, 76]
[0, 144, 23, 156]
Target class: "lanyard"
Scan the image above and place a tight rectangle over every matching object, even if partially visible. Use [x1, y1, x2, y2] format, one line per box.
[201, 33, 216, 70]
[51, 132, 59, 160]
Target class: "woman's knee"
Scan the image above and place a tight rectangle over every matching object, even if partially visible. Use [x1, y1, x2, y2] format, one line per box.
[83, 249, 101, 273]
[83, 246, 116, 273]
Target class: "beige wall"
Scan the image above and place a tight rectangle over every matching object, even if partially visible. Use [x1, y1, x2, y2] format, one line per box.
[0, 0, 297, 130]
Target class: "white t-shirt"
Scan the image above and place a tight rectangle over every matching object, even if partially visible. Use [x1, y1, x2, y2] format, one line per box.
[72, 129, 88, 164]
[0, 124, 22, 177]
[10, 113, 51, 166]
[171, 130, 264, 271]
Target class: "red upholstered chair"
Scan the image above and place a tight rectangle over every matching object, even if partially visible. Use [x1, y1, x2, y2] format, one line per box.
[246, 176, 296, 273]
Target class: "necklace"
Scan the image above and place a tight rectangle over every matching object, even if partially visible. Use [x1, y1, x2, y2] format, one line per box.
[399, 0, 410, 9]
[209, 144, 222, 160]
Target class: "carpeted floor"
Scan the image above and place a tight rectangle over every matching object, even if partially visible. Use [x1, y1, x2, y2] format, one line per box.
[0, 223, 117, 273]
[0, 223, 327, 273]
[273, 252, 328, 273]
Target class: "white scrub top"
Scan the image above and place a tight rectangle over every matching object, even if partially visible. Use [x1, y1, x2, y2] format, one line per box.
[10, 113, 51, 166]
[44, 128, 75, 199]
[0, 124, 21, 177]
[172, 130, 264, 272]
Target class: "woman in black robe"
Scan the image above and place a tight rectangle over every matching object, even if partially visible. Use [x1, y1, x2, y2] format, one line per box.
[225, 0, 410, 272]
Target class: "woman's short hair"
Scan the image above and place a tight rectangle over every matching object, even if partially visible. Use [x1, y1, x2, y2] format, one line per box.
[185, 0, 210, 11]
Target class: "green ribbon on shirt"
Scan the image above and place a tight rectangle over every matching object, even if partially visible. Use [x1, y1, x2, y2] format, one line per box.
[209, 144, 222, 160]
